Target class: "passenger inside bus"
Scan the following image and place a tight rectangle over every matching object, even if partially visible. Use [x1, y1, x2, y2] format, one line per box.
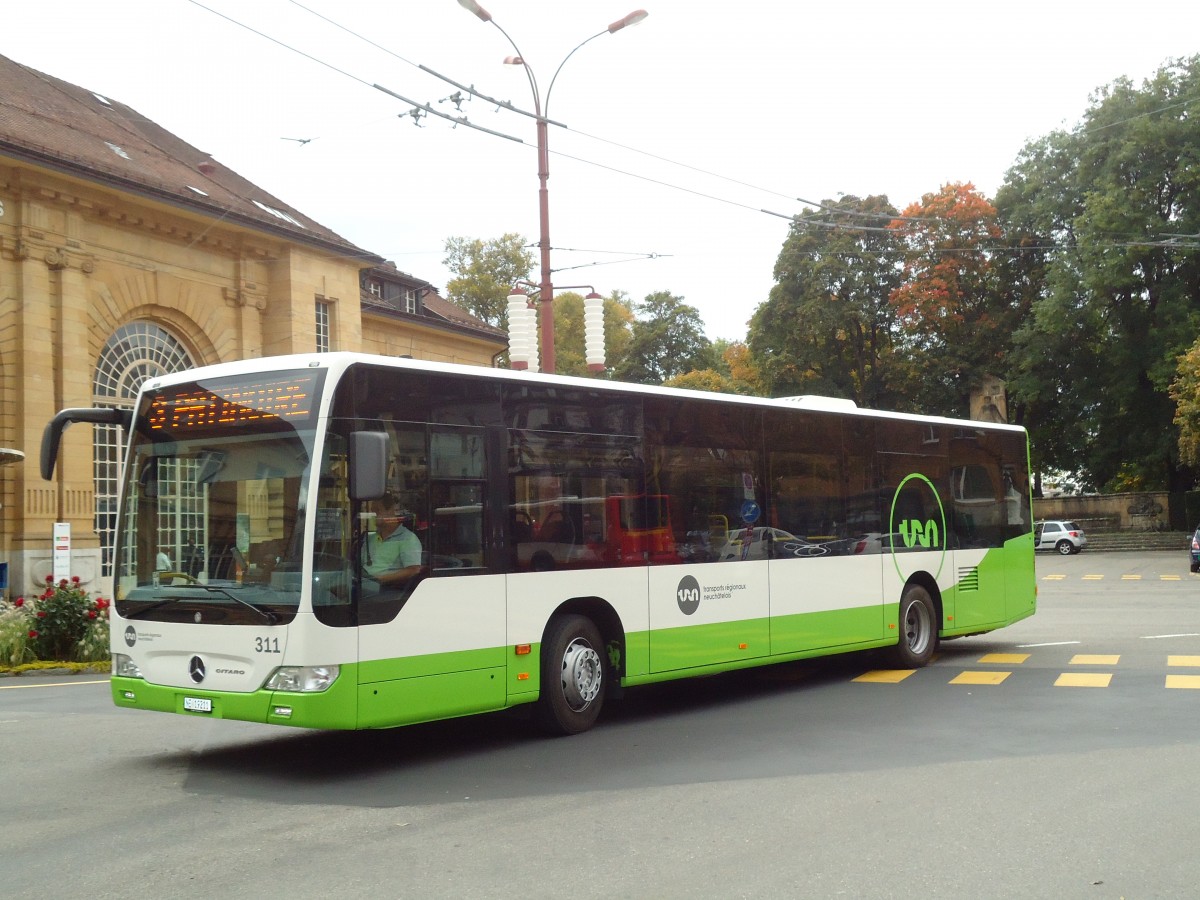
[362, 495, 423, 589]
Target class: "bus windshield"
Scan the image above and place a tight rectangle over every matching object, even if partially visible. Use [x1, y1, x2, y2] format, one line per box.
[113, 369, 325, 625]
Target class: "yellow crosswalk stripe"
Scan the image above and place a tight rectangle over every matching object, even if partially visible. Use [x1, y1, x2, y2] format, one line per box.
[1166, 675, 1200, 689]
[978, 653, 1029, 664]
[852, 669, 917, 683]
[950, 671, 1010, 685]
[1167, 655, 1200, 667]
[1071, 654, 1120, 665]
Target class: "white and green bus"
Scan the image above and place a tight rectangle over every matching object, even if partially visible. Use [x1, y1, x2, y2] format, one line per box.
[42, 352, 1036, 735]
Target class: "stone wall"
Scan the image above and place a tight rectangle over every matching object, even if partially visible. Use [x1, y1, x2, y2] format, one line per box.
[1032, 492, 1170, 532]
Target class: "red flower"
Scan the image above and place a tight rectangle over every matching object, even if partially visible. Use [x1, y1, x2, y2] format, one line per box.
[88, 610, 98, 619]
[95, 598, 110, 610]
[27, 630, 38, 639]
[44, 574, 53, 583]
[13, 597, 23, 607]
[58, 579, 68, 588]
[36, 611, 47, 619]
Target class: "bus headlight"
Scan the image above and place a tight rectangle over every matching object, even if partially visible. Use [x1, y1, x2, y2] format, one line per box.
[264, 665, 339, 693]
[112, 654, 143, 678]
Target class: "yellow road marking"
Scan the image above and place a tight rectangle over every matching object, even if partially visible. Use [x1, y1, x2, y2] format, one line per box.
[1070, 654, 1120, 665]
[1055, 672, 1112, 687]
[1121, 574, 1142, 580]
[853, 669, 917, 683]
[1167, 655, 1200, 667]
[950, 671, 1010, 685]
[1161, 575, 1182, 581]
[1042, 574, 1065, 580]
[978, 653, 1030, 664]
[0, 679, 110, 690]
[1082, 574, 1104, 581]
[1166, 675, 1200, 689]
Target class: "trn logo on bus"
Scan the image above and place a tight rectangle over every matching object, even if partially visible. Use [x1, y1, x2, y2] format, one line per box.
[888, 473, 947, 580]
[899, 519, 940, 549]
[676, 574, 701, 616]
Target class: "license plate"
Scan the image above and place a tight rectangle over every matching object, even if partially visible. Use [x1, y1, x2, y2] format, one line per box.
[183, 696, 212, 713]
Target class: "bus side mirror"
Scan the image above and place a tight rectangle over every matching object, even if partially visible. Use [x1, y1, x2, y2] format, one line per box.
[349, 432, 388, 501]
[40, 407, 132, 480]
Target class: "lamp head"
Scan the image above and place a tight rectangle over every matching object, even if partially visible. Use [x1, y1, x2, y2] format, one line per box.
[608, 9, 648, 33]
[457, 0, 492, 22]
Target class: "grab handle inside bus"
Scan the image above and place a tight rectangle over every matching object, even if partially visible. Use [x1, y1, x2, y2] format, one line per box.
[41, 408, 132, 480]
[350, 431, 389, 501]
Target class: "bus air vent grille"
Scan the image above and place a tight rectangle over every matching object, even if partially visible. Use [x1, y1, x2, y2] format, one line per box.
[957, 566, 980, 592]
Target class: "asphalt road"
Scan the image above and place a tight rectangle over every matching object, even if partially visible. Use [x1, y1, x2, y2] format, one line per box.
[2, 550, 1198, 899]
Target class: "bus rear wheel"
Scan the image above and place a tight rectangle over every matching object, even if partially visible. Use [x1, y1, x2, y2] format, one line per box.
[535, 614, 605, 735]
[888, 584, 938, 668]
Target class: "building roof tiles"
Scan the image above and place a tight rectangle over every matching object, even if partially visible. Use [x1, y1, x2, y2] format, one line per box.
[0, 54, 376, 261]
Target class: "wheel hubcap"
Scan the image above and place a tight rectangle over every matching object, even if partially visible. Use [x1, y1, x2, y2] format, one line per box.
[905, 601, 931, 654]
[560, 638, 602, 711]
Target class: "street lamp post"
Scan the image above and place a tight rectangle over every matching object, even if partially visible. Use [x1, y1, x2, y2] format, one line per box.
[457, 1, 648, 374]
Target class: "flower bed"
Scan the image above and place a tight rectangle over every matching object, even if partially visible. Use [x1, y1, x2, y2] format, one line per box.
[0, 576, 110, 665]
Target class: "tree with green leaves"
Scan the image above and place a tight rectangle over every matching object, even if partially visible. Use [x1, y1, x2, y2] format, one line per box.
[999, 55, 1200, 491]
[442, 234, 535, 328]
[612, 291, 714, 385]
[1171, 342, 1200, 468]
[665, 341, 765, 395]
[748, 195, 904, 406]
[550, 290, 635, 378]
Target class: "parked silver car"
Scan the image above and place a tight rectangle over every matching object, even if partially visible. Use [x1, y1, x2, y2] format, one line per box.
[1034, 520, 1087, 555]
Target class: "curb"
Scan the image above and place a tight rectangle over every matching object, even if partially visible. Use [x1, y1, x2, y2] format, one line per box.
[0, 666, 109, 678]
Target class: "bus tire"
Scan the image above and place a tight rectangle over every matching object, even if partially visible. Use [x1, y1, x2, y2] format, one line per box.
[535, 614, 605, 735]
[889, 584, 938, 668]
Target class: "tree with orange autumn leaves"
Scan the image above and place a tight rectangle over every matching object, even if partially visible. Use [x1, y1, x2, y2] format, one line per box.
[886, 182, 1019, 413]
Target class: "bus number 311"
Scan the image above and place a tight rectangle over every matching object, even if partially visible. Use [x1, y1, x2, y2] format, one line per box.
[255, 637, 281, 654]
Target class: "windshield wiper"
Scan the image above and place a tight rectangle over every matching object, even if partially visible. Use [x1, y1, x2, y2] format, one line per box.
[199, 585, 280, 624]
[123, 585, 280, 624]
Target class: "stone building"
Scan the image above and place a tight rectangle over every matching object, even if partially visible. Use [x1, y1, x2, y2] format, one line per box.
[0, 55, 505, 597]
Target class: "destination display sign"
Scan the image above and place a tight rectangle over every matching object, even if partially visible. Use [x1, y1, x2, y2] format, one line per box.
[146, 370, 322, 432]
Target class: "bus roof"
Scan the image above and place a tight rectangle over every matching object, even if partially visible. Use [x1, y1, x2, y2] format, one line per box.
[140, 351, 1027, 434]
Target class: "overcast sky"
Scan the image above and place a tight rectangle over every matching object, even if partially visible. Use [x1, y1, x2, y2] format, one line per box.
[7, 1, 1200, 341]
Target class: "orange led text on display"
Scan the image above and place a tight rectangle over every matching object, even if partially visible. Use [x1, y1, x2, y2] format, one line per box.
[147, 375, 319, 431]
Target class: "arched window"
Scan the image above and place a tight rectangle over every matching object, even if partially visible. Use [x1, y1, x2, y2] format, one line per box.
[93, 323, 195, 576]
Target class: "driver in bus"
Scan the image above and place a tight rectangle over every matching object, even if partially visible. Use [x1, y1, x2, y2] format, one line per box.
[362, 495, 423, 590]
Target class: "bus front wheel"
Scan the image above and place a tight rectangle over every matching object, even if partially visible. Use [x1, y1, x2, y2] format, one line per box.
[889, 584, 938, 668]
[535, 614, 605, 735]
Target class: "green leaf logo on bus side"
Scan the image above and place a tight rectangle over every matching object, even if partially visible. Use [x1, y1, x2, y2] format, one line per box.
[888, 473, 946, 581]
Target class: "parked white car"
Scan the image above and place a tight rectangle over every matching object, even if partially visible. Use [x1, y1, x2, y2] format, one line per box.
[1034, 520, 1087, 555]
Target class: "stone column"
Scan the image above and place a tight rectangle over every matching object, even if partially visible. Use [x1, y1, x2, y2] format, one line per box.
[12, 242, 59, 592]
[55, 249, 99, 553]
